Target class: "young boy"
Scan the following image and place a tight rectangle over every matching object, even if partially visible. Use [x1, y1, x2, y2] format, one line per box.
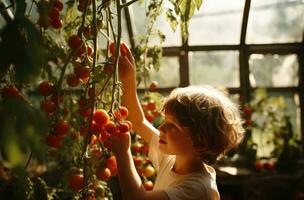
[109, 44, 245, 200]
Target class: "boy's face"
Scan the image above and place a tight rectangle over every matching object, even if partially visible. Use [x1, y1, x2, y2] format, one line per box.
[157, 112, 194, 155]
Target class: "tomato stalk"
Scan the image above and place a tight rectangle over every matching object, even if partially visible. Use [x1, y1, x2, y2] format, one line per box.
[81, 0, 99, 197]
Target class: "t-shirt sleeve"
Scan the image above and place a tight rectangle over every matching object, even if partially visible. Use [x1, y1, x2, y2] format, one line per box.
[165, 177, 220, 200]
[148, 133, 166, 171]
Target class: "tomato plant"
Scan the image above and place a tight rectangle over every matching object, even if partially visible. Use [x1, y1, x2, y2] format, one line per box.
[0, 0, 201, 198]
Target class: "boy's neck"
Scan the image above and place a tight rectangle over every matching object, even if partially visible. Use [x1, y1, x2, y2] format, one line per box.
[172, 155, 202, 175]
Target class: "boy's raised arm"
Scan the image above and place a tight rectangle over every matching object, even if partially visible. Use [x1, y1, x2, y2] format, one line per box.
[118, 43, 159, 145]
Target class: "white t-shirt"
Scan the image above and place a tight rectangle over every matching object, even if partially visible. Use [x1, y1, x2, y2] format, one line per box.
[148, 133, 220, 200]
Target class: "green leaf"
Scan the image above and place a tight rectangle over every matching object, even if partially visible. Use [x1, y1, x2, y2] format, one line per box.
[166, 9, 179, 32]
[194, 0, 203, 10]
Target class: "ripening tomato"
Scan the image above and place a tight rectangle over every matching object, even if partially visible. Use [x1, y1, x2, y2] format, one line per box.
[53, 120, 69, 136]
[96, 167, 111, 181]
[66, 74, 80, 87]
[69, 174, 84, 191]
[106, 156, 117, 176]
[40, 99, 56, 114]
[39, 81, 55, 96]
[143, 181, 154, 191]
[149, 81, 158, 92]
[53, 0, 64, 11]
[45, 134, 61, 148]
[142, 165, 155, 178]
[68, 35, 82, 49]
[93, 109, 109, 125]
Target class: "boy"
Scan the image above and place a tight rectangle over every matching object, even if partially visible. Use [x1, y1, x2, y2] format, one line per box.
[109, 44, 245, 200]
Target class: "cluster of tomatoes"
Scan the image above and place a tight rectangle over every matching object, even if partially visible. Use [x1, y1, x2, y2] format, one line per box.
[254, 159, 275, 172]
[37, 0, 64, 29]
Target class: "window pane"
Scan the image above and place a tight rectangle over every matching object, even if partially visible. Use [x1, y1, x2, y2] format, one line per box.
[139, 57, 180, 88]
[252, 91, 300, 158]
[189, 0, 244, 45]
[246, 0, 304, 44]
[98, 9, 130, 47]
[189, 51, 239, 87]
[129, 1, 181, 47]
[249, 54, 299, 87]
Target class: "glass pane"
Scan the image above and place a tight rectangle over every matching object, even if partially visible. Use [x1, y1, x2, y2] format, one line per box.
[189, 51, 239, 87]
[129, 1, 181, 47]
[251, 91, 300, 158]
[249, 54, 299, 87]
[247, 0, 304, 44]
[98, 8, 130, 48]
[139, 57, 180, 88]
[189, 0, 244, 45]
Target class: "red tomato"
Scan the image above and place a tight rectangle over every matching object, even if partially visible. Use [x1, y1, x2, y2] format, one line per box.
[132, 142, 143, 154]
[74, 65, 90, 80]
[90, 121, 103, 134]
[53, 0, 64, 11]
[118, 122, 130, 133]
[254, 161, 264, 171]
[79, 107, 92, 118]
[105, 121, 117, 134]
[50, 18, 63, 29]
[39, 81, 55, 96]
[93, 109, 109, 125]
[68, 35, 82, 49]
[48, 7, 60, 20]
[40, 99, 56, 114]
[147, 100, 156, 111]
[106, 156, 117, 176]
[143, 181, 154, 191]
[69, 174, 84, 191]
[53, 120, 69, 136]
[96, 167, 111, 181]
[45, 134, 61, 148]
[66, 74, 80, 87]
[50, 94, 64, 105]
[2, 85, 23, 100]
[83, 26, 91, 38]
[149, 81, 158, 92]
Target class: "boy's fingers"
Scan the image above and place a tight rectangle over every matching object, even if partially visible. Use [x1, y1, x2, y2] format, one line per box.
[121, 43, 134, 63]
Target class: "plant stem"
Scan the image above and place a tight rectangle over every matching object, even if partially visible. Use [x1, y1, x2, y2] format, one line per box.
[121, 0, 139, 8]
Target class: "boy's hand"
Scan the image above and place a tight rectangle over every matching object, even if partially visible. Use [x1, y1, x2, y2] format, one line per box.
[117, 43, 136, 83]
[109, 131, 131, 156]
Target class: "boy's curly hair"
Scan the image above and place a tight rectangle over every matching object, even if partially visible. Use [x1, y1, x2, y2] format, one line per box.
[162, 86, 245, 164]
